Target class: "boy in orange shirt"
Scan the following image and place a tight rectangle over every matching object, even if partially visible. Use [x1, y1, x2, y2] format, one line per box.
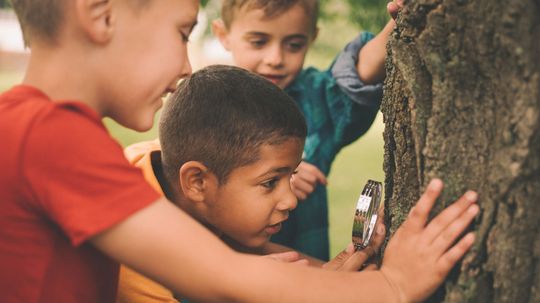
[0, 1, 479, 303]
[117, 65, 388, 302]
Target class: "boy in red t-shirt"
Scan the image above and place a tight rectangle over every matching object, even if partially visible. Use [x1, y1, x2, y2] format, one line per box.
[0, 1, 479, 303]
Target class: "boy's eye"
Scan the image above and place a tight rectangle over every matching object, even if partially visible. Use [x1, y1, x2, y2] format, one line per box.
[180, 31, 190, 43]
[286, 41, 306, 52]
[248, 39, 267, 48]
[262, 177, 280, 189]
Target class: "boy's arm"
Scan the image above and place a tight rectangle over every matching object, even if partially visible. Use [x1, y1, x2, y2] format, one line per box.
[356, 0, 404, 84]
[262, 241, 325, 266]
[357, 19, 396, 84]
[91, 178, 478, 303]
[264, 206, 386, 270]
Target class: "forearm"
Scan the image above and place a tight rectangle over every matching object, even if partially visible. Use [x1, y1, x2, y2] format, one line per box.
[263, 242, 325, 267]
[223, 255, 400, 303]
[92, 199, 399, 303]
[357, 19, 396, 84]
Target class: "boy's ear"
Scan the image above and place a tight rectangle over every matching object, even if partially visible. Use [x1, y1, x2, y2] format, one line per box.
[211, 19, 231, 50]
[75, 0, 115, 44]
[178, 161, 214, 203]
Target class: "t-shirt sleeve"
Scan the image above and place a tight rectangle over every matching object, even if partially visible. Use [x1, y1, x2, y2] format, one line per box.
[330, 32, 383, 109]
[21, 103, 161, 246]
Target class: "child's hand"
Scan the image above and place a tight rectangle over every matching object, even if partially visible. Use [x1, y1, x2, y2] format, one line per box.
[290, 161, 327, 200]
[387, 0, 404, 20]
[380, 179, 479, 302]
[263, 251, 309, 266]
[323, 218, 386, 272]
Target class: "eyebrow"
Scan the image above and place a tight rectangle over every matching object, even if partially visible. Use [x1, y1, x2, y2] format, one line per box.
[257, 160, 302, 179]
[179, 19, 198, 34]
[189, 21, 198, 33]
[244, 31, 308, 40]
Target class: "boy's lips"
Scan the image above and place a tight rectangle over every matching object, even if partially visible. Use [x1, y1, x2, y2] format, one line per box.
[260, 74, 286, 84]
[265, 222, 282, 235]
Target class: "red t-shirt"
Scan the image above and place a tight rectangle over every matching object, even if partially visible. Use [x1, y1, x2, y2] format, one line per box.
[0, 85, 161, 303]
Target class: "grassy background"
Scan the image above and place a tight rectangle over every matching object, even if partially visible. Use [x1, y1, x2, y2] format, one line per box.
[0, 7, 385, 258]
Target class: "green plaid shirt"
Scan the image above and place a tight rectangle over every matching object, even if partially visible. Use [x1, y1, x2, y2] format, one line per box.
[271, 32, 382, 260]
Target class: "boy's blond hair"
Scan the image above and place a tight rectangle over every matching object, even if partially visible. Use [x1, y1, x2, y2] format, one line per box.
[10, 0, 64, 45]
[221, 0, 319, 33]
[10, 0, 150, 46]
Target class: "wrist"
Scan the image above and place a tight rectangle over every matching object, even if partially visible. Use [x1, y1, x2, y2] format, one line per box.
[378, 268, 407, 303]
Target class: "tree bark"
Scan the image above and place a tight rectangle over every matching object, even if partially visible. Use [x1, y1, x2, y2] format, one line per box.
[381, 0, 540, 302]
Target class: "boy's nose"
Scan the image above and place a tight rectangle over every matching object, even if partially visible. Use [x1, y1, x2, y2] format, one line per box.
[277, 188, 298, 212]
[167, 58, 192, 93]
[264, 46, 284, 67]
[179, 57, 193, 79]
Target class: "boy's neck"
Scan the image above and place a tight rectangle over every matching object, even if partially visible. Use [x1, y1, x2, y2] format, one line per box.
[150, 151, 181, 204]
[22, 43, 103, 115]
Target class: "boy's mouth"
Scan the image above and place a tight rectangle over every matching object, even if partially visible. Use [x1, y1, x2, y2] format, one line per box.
[260, 74, 286, 84]
[265, 222, 282, 235]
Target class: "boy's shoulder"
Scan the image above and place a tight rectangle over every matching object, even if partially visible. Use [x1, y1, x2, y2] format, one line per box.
[1, 85, 104, 128]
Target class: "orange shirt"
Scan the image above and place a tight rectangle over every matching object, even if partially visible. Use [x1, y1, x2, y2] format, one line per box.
[117, 140, 179, 303]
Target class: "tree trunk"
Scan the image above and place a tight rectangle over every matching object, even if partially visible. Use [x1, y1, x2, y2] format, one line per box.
[381, 0, 540, 302]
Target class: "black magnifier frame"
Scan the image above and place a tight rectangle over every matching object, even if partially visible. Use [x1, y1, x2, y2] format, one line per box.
[352, 180, 382, 250]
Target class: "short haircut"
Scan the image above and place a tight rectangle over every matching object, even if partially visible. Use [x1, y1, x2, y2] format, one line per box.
[221, 0, 319, 34]
[159, 65, 307, 185]
[10, 0, 64, 45]
[10, 0, 150, 46]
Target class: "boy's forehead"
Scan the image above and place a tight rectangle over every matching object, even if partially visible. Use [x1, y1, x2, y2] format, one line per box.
[230, 4, 314, 36]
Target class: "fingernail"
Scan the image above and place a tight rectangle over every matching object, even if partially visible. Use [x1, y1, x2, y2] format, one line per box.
[465, 191, 478, 202]
[346, 243, 355, 253]
[377, 225, 385, 235]
[468, 204, 480, 215]
[429, 179, 443, 190]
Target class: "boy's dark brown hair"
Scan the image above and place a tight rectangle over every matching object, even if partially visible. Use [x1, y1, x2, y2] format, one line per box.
[159, 65, 307, 185]
[221, 0, 319, 34]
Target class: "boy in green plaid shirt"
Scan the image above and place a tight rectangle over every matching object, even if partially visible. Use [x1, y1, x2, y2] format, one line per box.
[212, 0, 402, 260]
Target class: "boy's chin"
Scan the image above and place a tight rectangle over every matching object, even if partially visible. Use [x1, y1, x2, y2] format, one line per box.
[227, 238, 267, 253]
[123, 115, 155, 132]
[124, 121, 153, 132]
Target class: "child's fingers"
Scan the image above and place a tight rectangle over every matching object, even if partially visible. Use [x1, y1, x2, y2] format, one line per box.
[424, 191, 478, 244]
[362, 263, 378, 271]
[265, 251, 302, 263]
[403, 179, 444, 231]
[339, 246, 377, 271]
[430, 204, 479, 254]
[291, 178, 315, 197]
[370, 223, 386, 252]
[436, 232, 475, 275]
[298, 162, 327, 185]
[387, 2, 399, 19]
[309, 165, 327, 185]
[292, 188, 308, 201]
[292, 259, 310, 266]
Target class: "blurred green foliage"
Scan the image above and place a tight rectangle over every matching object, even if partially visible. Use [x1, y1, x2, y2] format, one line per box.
[346, 0, 389, 32]
[0, 0, 11, 8]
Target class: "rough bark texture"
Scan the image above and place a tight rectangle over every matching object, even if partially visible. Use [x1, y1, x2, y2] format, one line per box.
[381, 0, 540, 302]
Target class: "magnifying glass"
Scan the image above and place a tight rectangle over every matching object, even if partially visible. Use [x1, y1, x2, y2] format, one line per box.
[352, 180, 383, 250]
